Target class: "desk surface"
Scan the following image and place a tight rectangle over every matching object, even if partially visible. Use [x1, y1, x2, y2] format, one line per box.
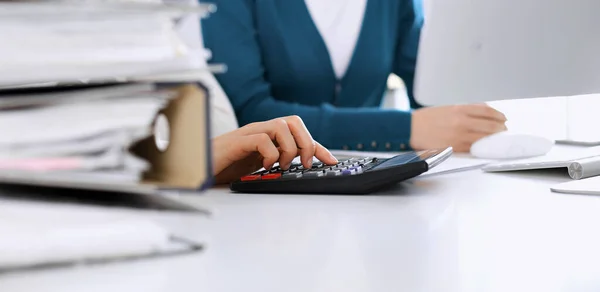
[3, 156, 600, 292]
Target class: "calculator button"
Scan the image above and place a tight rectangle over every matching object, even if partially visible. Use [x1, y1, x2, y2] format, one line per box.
[241, 175, 262, 181]
[262, 173, 282, 180]
[282, 173, 302, 179]
[343, 167, 361, 175]
[363, 161, 375, 167]
[303, 171, 324, 178]
[312, 162, 324, 169]
[326, 170, 341, 176]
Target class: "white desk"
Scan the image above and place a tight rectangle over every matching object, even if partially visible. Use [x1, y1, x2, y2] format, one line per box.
[3, 156, 600, 292]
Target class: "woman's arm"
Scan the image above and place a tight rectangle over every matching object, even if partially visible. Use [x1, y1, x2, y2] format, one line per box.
[202, 0, 413, 152]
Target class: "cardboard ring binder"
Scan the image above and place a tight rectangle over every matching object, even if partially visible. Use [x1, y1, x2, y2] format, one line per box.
[130, 83, 211, 190]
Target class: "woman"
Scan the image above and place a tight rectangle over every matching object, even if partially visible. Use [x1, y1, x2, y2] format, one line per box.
[213, 115, 338, 184]
[202, 0, 507, 153]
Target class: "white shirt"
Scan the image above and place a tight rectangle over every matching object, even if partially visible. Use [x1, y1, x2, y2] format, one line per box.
[305, 0, 368, 79]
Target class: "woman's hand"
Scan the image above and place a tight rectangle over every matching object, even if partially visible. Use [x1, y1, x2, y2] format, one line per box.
[212, 116, 338, 184]
[410, 104, 507, 152]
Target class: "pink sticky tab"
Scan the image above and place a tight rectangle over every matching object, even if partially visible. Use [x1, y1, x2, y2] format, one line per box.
[0, 157, 82, 171]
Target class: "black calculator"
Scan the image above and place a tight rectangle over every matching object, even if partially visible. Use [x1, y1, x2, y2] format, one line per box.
[230, 147, 453, 194]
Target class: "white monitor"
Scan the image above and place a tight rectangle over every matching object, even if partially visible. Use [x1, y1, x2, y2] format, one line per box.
[414, 0, 600, 106]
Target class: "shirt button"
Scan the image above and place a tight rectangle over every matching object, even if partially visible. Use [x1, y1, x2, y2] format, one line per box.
[335, 83, 342, 96]
[357, 143, 363, 150]
[371, 141, 377, 148]
[400, 143, 406, 150]
[385, 142, 391, 150]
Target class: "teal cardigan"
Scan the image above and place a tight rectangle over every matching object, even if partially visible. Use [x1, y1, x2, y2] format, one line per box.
[201, 0, 424, 151]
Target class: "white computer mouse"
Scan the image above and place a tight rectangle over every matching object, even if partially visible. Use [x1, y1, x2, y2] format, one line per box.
[470, 132, 554, 160]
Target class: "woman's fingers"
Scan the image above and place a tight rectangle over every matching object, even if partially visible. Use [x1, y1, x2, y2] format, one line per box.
[234, 118, 298, 169]
[282, 115, 318, 168]
[314, 141, 338, 165]
[465, 117, 507, 134]
[266, 118, 298, 169]
[464, 104, 507, 122]
[234, 115, 335, 168]
[240, 133, 280, 170]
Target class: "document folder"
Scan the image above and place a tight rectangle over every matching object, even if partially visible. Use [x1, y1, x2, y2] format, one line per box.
[0, 82, 212, 196]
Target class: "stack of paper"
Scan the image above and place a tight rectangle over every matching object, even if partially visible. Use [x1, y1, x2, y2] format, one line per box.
[0, 198, 203, 273]
[0, 0, 214, 274]
[0, 83, 172, 183]
[0, 0, 216, 86]
[0, 0, 216, 194]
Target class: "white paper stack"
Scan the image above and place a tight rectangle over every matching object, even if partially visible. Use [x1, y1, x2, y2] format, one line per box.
[0, 0, 216, 190]
[0, 0, 216, 87]
[0, 198, 202, 272]
[0, 83, 173, 183]
[0, 0, 213, 274]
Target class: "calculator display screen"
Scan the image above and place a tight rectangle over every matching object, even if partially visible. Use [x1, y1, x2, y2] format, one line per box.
[371, 149, 444, 170]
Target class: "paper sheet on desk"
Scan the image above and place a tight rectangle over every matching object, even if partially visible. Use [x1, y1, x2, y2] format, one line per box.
[0, 199, 203, 273]
[421, 155, 492, 177]
[329, 150, 491, 176]
[551, 176, 600, 195]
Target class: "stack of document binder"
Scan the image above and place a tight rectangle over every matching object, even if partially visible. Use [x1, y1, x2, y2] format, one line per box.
[0, 0, 218, 195]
